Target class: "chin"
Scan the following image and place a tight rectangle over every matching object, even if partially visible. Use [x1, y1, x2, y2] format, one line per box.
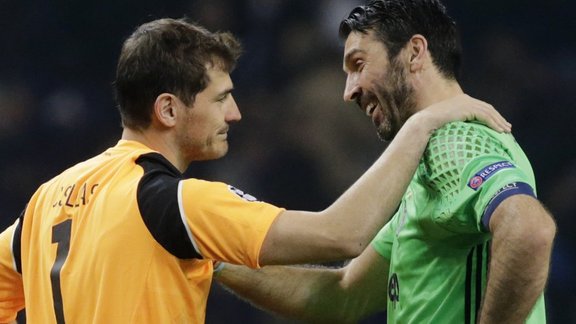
[376, 126, 396, 142]
[196, 147, 229, 161]
[214, 145, 229, 159]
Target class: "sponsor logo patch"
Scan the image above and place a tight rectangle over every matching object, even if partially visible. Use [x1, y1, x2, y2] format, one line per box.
[467, 161, 515, 190]
[388, 273, 400, 309]
[228, 185, 258, 202]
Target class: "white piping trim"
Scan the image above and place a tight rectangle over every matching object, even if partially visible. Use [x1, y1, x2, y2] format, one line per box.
[10, 218, 20, 272]
[177, 180, 201, 256]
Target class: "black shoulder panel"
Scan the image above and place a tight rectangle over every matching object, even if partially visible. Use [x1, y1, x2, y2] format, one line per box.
[136, 153, 202, 259]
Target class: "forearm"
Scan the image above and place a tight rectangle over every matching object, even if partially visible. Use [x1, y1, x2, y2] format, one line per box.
[315, 99, 502, 251]
[261, 114, 436, 265]
[216, 264, 373, 323]
[319, 113, 435, 249]
[480, 196, 556, 323]
[322, 95, 510, 252]
[260, 94, 511, 265]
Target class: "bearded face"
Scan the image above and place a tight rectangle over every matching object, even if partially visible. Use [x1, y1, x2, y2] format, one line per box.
[370, 55, 417, 141]
[343, 31, 417, 141]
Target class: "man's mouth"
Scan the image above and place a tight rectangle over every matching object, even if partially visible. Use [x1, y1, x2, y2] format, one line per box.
[365, 101, 384, 127]
[365, 102, 378, 117]
[218, 126, 229, 137]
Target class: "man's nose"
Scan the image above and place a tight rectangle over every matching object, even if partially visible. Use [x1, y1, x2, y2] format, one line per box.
[343, 75, 360, 103]
[226, 96, 242, 122]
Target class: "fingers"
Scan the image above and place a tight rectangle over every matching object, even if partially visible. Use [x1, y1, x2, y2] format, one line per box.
[475, 101, 512, 133]
[459, 95, 511, 133]
[415, 94, 512, 133]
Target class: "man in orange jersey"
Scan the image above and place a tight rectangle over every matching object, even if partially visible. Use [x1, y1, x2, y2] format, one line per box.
[0, 18, 510, 323]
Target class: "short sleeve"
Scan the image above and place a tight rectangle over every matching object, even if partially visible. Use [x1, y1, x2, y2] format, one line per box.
[420, 122, 536, 233]
[0, 220, 25, 322]
[371, 214, 397, 260]
[179, 179, 284, 268]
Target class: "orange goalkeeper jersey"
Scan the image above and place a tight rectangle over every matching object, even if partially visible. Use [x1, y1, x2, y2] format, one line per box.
[0, 140, 283, 323]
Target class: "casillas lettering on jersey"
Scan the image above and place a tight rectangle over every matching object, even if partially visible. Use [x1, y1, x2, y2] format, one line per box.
[136, 153, 202, 259]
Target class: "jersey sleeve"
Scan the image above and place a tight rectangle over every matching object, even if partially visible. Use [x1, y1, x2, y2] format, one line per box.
[420, 122, 536, 233]
[371, 212, 398, 260]
[0, 219, 25, 322]
[179, 179, 284, 268]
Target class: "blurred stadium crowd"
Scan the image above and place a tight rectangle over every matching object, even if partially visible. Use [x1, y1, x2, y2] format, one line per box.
[0, 0, 574, 322]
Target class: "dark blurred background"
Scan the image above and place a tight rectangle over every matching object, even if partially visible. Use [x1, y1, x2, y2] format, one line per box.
[0, 0, 574, 323]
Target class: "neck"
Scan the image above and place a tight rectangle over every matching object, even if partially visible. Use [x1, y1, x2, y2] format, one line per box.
[412, 71, 464, 113]
[122, 127, 188, 173]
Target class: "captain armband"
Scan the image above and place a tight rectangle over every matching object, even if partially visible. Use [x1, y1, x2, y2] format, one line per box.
[481, 182, 536, 230]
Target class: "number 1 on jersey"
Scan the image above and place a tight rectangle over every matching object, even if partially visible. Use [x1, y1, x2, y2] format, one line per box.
[51, 219, 72, 324]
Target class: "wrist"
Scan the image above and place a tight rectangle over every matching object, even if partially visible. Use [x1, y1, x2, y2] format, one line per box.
[404, 112, 437, 137]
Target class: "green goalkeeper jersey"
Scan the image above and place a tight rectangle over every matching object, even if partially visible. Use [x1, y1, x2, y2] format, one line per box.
[372, 121, 546, 323]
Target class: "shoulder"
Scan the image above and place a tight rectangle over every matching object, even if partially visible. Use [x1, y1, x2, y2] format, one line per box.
[425, 122, 509, 161]
[423, 121, 508, 170]
[420, 122, 511, 197]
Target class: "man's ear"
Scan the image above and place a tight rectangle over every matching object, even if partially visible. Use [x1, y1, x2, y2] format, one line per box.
[407, 34, 428, 73]
[153, 93, 178, 127]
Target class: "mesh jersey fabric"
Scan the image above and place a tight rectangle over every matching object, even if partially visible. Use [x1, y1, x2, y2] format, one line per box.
[371, 122, 546, 323]
[0, 140, 283, 323]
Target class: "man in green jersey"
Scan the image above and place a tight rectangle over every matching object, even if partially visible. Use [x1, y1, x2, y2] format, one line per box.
[213, 0, 556, 323]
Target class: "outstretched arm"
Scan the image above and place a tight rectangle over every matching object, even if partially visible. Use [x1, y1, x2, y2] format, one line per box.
[479, 195, 556, 323]
[260, 94, 510, 265]
[217, 246, 389, 323]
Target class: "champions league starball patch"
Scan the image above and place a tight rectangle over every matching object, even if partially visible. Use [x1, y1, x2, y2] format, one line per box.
[228, 185, 258, 202]
[467, 161, 515, 190]
[468, 176, 484, 189]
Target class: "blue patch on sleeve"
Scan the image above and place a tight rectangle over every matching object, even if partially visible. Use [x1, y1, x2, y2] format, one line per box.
[481, 182, 536, 231]
[467, 161, 515, 191]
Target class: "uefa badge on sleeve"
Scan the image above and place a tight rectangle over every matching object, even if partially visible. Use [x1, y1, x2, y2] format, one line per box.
[228, 185, 258, 202]
[468, 176, 483, 190]
[467, 161, 515, 191]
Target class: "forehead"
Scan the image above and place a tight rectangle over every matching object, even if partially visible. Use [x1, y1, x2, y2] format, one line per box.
[204, 66, 232, 91]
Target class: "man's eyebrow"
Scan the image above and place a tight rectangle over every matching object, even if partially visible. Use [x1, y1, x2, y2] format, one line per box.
[343, 48, 366, 72]
[343, 48, 365, 64]
[217, 87, 234, 97]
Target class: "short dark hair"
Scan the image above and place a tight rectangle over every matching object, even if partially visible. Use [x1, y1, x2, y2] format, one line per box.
[114, 18, 242, 130]
[339, 0, 461, 80]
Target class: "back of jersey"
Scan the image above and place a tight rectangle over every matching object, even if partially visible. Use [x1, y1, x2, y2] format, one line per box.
[16, 142, 206, 323]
